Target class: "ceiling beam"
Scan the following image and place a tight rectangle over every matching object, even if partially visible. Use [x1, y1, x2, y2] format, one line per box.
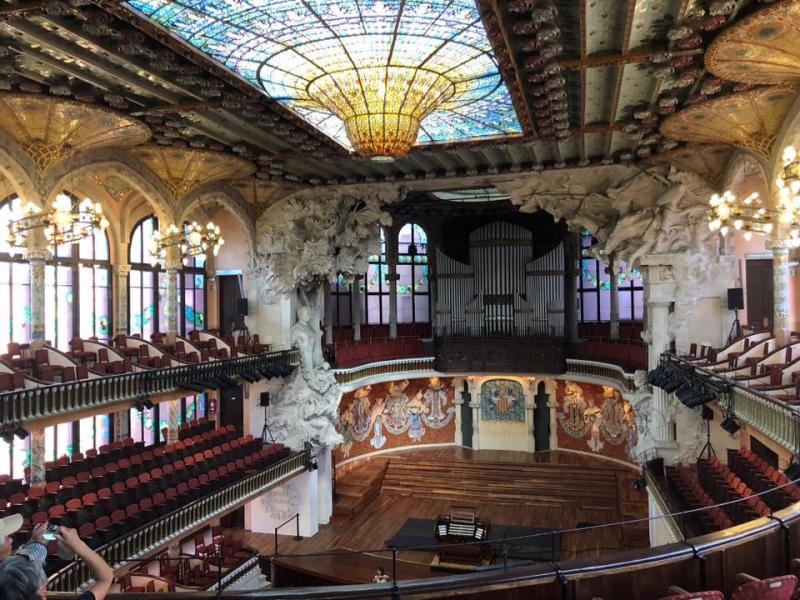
[0, 0, 44, 19]
[561, 48, 702, 70]
[604, 0, 639, 159]
[578, 0, 587, 161]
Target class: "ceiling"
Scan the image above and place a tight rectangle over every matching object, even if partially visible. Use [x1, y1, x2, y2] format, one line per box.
[0, 0, 775, 189]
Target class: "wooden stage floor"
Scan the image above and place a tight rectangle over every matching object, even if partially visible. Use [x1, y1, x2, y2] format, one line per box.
[235, 448, 649, 585]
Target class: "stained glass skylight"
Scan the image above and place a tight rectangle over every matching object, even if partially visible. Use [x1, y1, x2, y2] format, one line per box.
[126, 0, 523, 153]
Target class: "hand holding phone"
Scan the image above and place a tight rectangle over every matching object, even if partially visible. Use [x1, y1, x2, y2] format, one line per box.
[42, 525, 59, 541]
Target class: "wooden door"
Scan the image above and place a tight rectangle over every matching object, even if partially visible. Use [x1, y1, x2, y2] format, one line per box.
[745, 259, 773, 330]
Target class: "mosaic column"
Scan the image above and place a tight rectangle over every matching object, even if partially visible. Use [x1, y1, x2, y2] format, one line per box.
[351, 278, 362, 342]
[649, 300, 672, 441]
[452, 378, 465, 446]
[324, 281, 334, 345]
[28, 247, 50, 347]
[525, 378, 536, 453]
[113, 264, 131, 335]
[546, 382, 559, 451]
[204, 252, 218, 331]
[467, 377, 480, 450]
[28, 427, 45, 486]
[386, 228, 399, 339]
[167, 399, 180, 444]
[114, 409, 129, 441]
[164, 253, 181, 342]
[608, 258, 620, 339]
[770, 242, 791, 345]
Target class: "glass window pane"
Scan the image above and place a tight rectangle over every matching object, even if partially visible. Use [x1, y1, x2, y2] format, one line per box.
[599, 289, 611, 321]
[0, 440, 10, 477]
[96, 415, 110, 448]
[414, 294, 429, 323]
[143, 407, 156, 446]
[12, 436, 28, 480]
[633, 289, 644, 321]
[581, 292, 598, 321]
[45, 426, 55, 462]
[79, 417, 95, 453]
[130, 408, 143, 444]
[56, 422, 72, 459]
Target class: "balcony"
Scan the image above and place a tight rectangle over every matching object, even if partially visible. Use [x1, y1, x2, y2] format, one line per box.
[434, 334, 568, 373]
[0, 349, 296, 425]
[48, 450, 309, 592]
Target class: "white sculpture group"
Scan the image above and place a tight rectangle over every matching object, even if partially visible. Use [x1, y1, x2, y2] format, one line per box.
[250, 188, 396, 450]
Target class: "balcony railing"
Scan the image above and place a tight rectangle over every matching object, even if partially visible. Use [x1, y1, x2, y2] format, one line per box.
[48, 450, 309, 592]
[565, 359, 637, 391]
[0, 349, 297, 425]
[661, 353, 800, 456]
[333, 356, 435, 385]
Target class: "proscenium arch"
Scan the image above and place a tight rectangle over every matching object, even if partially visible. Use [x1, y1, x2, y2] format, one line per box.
[40, 148, 176, 224]
[177, 182, 256, 257]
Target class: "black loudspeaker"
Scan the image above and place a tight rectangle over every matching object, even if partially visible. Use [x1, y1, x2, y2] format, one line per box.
[259, 392, 270, 407]
[702, 405, 714, 421]
[237, 298, 249, 317]
[727, 288, 744, 310]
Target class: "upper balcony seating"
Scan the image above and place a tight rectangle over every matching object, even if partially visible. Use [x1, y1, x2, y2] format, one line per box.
[665, 465, 734, 534]
[335, 337, 425, 368]
[0, 370, 27, 391]
[34, 348, 66, 382]
[1, 342, 34, 372]
[151, 331, 176, 354]
[659, 574, 798, 600]
[114, 334, 141, 359]
[68, 337, 97, 365]
[687, 331, 773, 368]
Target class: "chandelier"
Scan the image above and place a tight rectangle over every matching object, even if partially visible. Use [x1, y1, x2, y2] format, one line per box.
[708, 145, 800, 247]
[0, 194, 109, 254]
[149, 221, 224, 265]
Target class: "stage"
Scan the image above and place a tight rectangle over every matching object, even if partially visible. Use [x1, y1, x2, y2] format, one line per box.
[235, 448, 648, 587]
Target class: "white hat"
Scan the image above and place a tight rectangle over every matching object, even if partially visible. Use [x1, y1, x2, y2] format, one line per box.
[0, 514, 23, 539]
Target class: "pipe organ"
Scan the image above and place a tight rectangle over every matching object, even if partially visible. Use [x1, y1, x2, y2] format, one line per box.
[435, 221, 564, 337]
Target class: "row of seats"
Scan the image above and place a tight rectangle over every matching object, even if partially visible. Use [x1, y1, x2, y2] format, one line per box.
[44, 441, 288, 575]
[667, 465, 734, 533]
[658, 574, 798, 600]
[698, 457, 768, 521]
[578, 322, 643, 340]
[329, 324, 432, 344]
[729, 449, 800, 506]
[577, 338, 648, 370]
[334, 338, 424, 368]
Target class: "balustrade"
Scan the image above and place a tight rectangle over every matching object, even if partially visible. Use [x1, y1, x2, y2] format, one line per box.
[0, 349, 297, 424]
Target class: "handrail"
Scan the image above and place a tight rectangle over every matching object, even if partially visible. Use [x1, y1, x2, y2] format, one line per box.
[47, 450, 309, 592]
[565, 358, 637, 391]
[663, 353, 800, 455]
[0, 349, 297, 425]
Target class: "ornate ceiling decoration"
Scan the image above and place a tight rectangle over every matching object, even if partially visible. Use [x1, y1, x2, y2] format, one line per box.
[0, 93, 150, 172]
[229, 178, 301, 214]
[130, 146, 255, 200]
[644, 144, 735, 189]
[659, 86, 798, 159]
[125, 0, 523, 158]
[706, 0, 800, 85]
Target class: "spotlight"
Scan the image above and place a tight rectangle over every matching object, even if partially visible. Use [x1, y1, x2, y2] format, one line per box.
[14, 426, 28, 440]
[0, 430, 13, 444]
[720, 415, 740, 436]
[144, 399, 154, 410]
[662, 377, 683, 393]
[633, 475, 647, 492]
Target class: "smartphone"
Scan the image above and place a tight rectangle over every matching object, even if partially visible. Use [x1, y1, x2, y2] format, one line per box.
[42, 526, 58, 542]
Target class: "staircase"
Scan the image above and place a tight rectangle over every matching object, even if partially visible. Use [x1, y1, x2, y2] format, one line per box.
[332, 459, 388, 523]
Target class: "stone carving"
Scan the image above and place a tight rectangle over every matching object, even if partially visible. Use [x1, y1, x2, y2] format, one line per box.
[251, 188, 397, 450]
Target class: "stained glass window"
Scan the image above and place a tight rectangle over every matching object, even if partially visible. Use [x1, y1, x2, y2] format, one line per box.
[79, 415, 111, 453]
[361, 228, 389, 325]
[578, 232, 644, 323]
[0, 435, 29, 479]
[127, 0, 522, 149]
[0, 196, 31, 350]
[129, 216, 206, 338]
[43, 196, 111, 349]
[398, 224, 429, 324]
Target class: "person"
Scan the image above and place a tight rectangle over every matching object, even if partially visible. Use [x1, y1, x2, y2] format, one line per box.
[0, 526, 113, 600]
[0, 516, 47, 564]
[372, 566, 390, 583]
[0, 515, 23, 561]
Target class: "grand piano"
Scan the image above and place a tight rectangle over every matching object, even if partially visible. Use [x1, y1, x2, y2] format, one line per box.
[433, 507, 492, 569]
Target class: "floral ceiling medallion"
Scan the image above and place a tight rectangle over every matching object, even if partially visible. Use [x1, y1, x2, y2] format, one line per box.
[130, 146, 255, 200]
[0, 94, 150, 173]
[659, 87, 798, 160]
[706, 0, 800, 85]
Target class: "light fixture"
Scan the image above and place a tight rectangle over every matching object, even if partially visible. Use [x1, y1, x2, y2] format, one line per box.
[708, 190, 775, 241]
[149, 221, 224, 266]
[0, 194, 109, 254]
[721, 415, 740, 436]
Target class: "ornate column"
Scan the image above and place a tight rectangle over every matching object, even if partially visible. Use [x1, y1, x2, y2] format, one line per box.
[452, 377, 465, 446]
[769, 240, 791, 345]
[386, 227, 399, 339]
[29, 427, 45, 486]
[467, 377, 480, 450]
[608, 257, 620, 339]
[525, 378, 536, 453]
[324, 281, 334, 345]
[205, 252, 219, 331]
[114, 409, 129, 441]
[167, 399, 181, 443]
[164, 250, 181, 342]
[563, 232, 579, 344]
[546, 380, 559, 451]
[113, 264, 132, 335]
[351, 279, 362, 342]
[28, 244, 50, 347]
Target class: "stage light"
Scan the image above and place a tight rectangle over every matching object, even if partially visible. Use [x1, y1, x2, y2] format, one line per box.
[721, 416, 740, 435]
[662, 377, 683, 393]
[14, 426, 28, 440]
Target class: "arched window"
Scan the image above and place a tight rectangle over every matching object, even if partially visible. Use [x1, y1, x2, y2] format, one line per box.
[128, 215, 207, 339]
[362, 228, 389, 324]
[0, 195, 31, 350]
[578, 231, 644, 322]
[44, 193, 112, 349]
[397, 223, 430, 324]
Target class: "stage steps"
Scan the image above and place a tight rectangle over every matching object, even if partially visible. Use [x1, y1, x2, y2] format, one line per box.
[332, 459, 388, 523]
[380, 457, 624, 512]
